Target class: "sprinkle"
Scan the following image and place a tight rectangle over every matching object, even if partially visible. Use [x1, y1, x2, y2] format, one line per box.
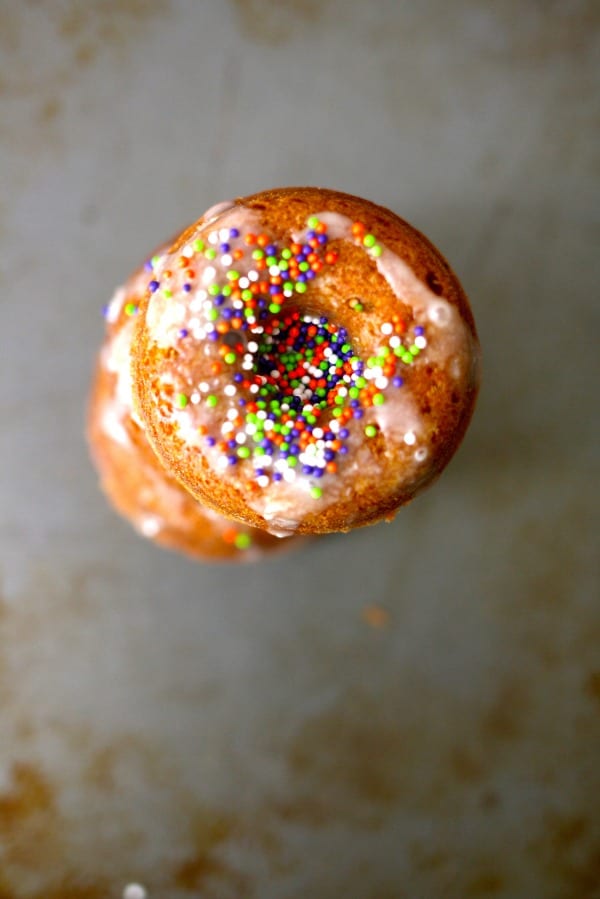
[310, 486, 323, 499]
[365, 424, 378, 438]
[176, 393, 188, 408]
[234, 532, 252, 550]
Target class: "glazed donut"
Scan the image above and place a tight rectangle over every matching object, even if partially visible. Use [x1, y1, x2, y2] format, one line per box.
[130, 187, 481, 536]
[88, 251, 298, 561]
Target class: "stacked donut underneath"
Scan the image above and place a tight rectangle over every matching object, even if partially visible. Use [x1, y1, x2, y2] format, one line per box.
[88, 187, 480, 559]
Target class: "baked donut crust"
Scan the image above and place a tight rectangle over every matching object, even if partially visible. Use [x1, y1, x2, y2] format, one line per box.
[88, 254, 298, 561]
[131, 188, 481, 536]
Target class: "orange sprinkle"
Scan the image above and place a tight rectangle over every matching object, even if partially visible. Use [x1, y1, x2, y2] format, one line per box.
[233, 248, 244, 260]
[244, 233, 257, 245]
[257, 233, 269, 247]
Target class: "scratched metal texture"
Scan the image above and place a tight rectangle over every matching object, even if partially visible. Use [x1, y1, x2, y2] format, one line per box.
[1, 1, 599, 897]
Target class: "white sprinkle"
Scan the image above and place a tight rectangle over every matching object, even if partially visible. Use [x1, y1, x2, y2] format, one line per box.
[257, 475, 269, 488]
[329, 420, 340, 433]
[381, 322, 393, 335]
[140, 517, 161, 538]
[221, 253, 233, 267]
[312, 428, 324, 439]
[222, 422, 234, 433]
[375, 376, 388, 389]
[190, 392, 200, 404]
[404, 431, 417, 446]
[199, 382, 209, 392]
[224, 385, 237, 397]
[202, 265, 216, 284]
[270, 370, 280, 379]
[123, 885, 147, 899]
[246, 424, 257, 435]
[182, 245, 194, 258]
[217, 456, 228, 469]
[257, 410, 267, 420]
[227, 409, 238, 420]
[219, 227, 230, 241]
[188, 317, 200, 330]
[248, 270, 259, 282]
[415, 335, 427, 349]
[247, 341, 258, 353]
[232, 299, 243, 310]
[242, 360, 253, 370]
[269, 265, 280, 276]
[208, 231, 218, 245]
[264, 419, 274, 431]
[235, 432, 247, 444]
[389, 335, 401, 348]
[250, 384, 259, 393]
[415, 447, 428, 461]
[283, 468, 296, 483]
[323, 347, 332, 357]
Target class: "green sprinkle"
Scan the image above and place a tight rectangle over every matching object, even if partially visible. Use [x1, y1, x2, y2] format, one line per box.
[402, 352, 413, 364]
[365, 425, 378, 438]
[409, 345, 420, 356]
[307, 216, 319, 229]
[163, 289, 172, 299]
[193, 239, 205, 252]
[363, 234, 376, 248]
[208, 283, 220, 296]
[295, 282, 307, 294]
[371, 244, 383, 257]
[226, 270, 240, 281]
[234, 532, 252, 550]
[310, 486, 323, 499]
[207, 308, 219, 321]
[286, 456, 297, 467]
[373, 393, 385, 406]
[205, 248, 217, 260]
[176, 393, 188, 409]
[124, 302, 137, 316]
[224, 352, 236, 365]
[237, 446, 250, 459]
[298, 261, 310, 272]
[242, 289, 253, 301]
[284, 281, 294, 292]
[206, 395, 218, 408]
[151, 255, 161, 267]
[221, 284, 232, 297]
[269, 303, 281, 314]
[252, 249, 264, 260]
[349, 386, 360, 399]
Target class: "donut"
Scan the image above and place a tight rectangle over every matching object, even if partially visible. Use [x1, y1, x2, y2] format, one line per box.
[88, 251, 299, 561]
[130, 187, 481, 536]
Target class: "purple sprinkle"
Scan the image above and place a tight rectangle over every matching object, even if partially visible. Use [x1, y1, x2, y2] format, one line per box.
[178, 328, 189, 338]
[339, 445, 349, 454]
[339, 428, 350, 439]
[353, 409, 363, 419]
[183, 283, 192, 292]
[148, 280, 160, 292]
[313, 467, 324, 478]
[392, 376, 404, 387]
[144, 260, 153, 272]
[220, 243, 230, 253]
[255, 468, 265, 477]
[273, 472, 283, 481]
[414, 326, 424, 336]
[229, 228, 240, 238]
[317, 233, 328, 244]
[206, 436, 216, 447]
[227, 455, 238, 466]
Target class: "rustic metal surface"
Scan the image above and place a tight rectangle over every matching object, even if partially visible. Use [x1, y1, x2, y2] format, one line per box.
[1, 1, 599, 897]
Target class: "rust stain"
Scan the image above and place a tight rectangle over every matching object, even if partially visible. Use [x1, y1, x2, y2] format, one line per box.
[480, 679, 530, 742]
[583, 671, 600, 711]
[465, 870, 505, 896]
[173, 809, 248, 893]
[230, 0, 327, 44]
[449, 746, 485, 783]
[0, 763, 54, 830]
[362, 604, 391, 630]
